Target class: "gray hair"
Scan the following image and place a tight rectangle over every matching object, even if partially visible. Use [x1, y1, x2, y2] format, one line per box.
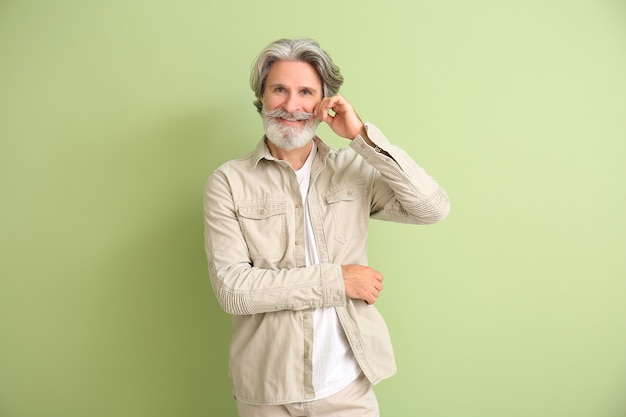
[250, 37, 344, 114]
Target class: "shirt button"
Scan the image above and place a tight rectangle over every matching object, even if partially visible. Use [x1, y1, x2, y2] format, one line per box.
[303, 314, 310, 320]
[295, 240, 300, 246]
[295, 203, 302, 209]
[259, 208, 266, 215]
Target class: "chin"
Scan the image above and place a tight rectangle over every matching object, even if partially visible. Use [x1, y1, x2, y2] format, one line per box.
[264, 120, 319, 152]
[267, 134, 313, 152]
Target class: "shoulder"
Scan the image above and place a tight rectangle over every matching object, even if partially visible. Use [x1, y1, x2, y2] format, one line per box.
[213, 151, 256, 173]
[327, 142, 370, 168]
[204, 150, 257, 192]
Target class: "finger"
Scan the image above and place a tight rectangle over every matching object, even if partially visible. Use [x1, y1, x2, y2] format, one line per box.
[314, 100, 334, 122]
[370, 291, 379, 304]
[322, 100, 338, 118]
[316, 96, 342, 116]
[328, 95, 354, 116]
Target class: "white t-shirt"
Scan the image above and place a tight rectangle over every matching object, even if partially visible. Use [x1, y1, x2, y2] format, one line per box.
[295, 142, 362, 400]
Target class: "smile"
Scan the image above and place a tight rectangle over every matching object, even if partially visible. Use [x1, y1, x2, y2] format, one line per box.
[279, 118, 305, 126]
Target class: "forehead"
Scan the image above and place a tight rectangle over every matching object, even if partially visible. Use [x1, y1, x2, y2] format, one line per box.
[265, 60, 322, 89]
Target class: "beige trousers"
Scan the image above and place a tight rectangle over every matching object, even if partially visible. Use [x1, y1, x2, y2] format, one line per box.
[235, 373, 380, 417]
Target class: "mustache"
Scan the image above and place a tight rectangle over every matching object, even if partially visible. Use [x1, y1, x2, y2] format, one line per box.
[261, 108, 316, 122]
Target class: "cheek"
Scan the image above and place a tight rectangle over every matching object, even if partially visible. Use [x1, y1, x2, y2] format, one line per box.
[262, 96, 283, 111]
[303, 97, 322, 113]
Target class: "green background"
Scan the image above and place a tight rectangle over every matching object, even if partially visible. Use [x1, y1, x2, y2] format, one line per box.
[1, 1, 625, 416]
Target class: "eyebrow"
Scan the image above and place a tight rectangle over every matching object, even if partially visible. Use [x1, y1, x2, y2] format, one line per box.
[268, 83, 319, 93]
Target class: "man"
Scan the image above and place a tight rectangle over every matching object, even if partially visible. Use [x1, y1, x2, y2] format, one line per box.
[204, 37, 450, 417]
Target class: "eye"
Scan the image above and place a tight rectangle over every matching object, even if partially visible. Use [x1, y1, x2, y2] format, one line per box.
[301, 89, 312, 96]
[274, 86, 286, 93]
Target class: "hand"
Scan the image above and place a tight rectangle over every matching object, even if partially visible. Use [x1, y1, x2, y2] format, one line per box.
[313, 95, 366, 140]
[341, 264, 384, 304]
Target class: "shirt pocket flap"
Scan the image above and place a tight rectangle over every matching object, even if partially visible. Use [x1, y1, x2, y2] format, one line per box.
[238, 203, 286, 220]
[325, 184, 367, 204]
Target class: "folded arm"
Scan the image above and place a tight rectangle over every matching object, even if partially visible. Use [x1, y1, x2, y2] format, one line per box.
[204, 171, 346, 315]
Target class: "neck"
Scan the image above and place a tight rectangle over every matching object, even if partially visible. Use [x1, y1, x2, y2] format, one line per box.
[266, 139, 314, 170]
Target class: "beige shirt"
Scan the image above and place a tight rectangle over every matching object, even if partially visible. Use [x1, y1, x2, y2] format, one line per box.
[203, 123, 450, 405]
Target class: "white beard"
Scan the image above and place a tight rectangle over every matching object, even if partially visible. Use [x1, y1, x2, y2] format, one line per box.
[262, 108, 320, 152]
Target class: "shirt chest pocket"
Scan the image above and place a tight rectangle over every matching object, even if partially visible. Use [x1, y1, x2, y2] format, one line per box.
[237, 202, 287, 260]
[325, 184, 369, 244]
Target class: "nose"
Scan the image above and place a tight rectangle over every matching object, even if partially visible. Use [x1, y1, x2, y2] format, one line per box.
[283, 93, 302, 113]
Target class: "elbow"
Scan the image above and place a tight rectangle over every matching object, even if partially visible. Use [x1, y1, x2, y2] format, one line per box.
[412, 188, 451, 225]
[430, 190, 451, 223]
[428, 202, 450, 224]
[211, 279, 255, 316]
[207, 261, 254, 315]
[213, 293, 236, 315]
[214, 287, 255, 316]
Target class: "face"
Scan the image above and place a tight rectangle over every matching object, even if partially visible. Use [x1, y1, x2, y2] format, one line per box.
[261, 60, 323, 151]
